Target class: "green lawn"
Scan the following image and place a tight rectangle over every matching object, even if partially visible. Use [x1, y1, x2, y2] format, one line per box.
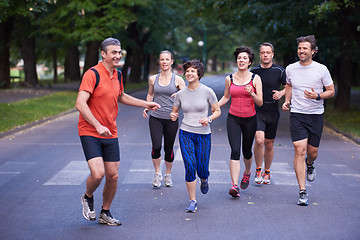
[324, 104, 360, 139]
[0, 92, 78, 132]
[1, 82, 359, 142]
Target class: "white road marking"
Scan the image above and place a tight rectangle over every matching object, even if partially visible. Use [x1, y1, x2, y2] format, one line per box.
[319, 163, 360, 187]
[0, 162, 36, 186]
[43, 161, 89, 185]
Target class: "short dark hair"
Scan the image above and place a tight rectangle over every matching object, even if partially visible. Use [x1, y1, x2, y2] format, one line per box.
[259, 42, 274, 52]
[233, 46, 254, 67]
[297, 35, 318, 57]
[101, 38, 121, 53]
[183, 60, 205, 79]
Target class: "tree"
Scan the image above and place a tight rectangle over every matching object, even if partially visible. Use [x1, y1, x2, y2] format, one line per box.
[310, 0, 360, 110]
[0, 0, 48, 88]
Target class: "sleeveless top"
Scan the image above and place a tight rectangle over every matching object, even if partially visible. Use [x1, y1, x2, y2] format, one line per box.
[150, 73, 178, 119]
[229, 73, 256, 118]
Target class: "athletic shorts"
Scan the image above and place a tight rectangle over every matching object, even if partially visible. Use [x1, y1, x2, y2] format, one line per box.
[256, 110, 280, 140]
[80, 136, 120, 162]
[290, 112, 323, 148]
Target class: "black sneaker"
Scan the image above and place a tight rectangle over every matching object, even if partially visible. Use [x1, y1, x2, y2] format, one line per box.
[306, 163, 316, 182]
[240, 171, 251, 190]
[200, 179, 209, 194]
[297, 189, 309, 206]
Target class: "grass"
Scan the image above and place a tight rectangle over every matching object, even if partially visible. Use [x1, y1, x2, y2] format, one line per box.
[0, 81, 150, 133]
[1, 80, 359, 142]
[0, 91, 78, 132]
[324, 103, 360, 139]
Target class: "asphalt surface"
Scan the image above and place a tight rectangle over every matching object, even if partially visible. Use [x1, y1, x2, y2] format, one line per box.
[0, 75, 360, 240]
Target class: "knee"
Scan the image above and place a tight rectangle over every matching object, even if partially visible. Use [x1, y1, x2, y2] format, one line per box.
[90, 169, 105, 181]
[307, 151, 318, 160]
[294, 146, 307, 157]
[151, 147, 161, 159]
[105, 172, 119, 183]
[243, 152, 253, 160]
[264, 140, 274, 150]
[164, 149, 174, 163]
[255, 136, 264, 147]
[185, 170, 196, 182]
[231, 150, 241, 160]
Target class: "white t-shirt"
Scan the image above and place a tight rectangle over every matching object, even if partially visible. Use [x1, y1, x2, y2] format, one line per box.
[286, 61, 333, 114]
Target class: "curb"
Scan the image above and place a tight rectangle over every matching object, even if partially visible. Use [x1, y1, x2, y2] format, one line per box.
[324, 121, 360, 145]
[0, 108, 78, 139]
[0, 87, 147, 139]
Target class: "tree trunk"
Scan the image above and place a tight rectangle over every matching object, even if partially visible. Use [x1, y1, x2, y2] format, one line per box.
[83, 40, 101, 75]
[129, 46, 142, 83]
[52, 47, 58, 84]
[122, 47, 132, 86]
[211, 54, 218, 72]
[143, 53, 150, 82]
[21, 37, 38, 87]
[333, 9, 355, 111]
[335, 52, 352, 111]
[64, 45, 80, 81]
[0, 18, 14, 89]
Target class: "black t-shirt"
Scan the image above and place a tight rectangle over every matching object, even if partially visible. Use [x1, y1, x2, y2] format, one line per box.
[251, 64, 286, 113]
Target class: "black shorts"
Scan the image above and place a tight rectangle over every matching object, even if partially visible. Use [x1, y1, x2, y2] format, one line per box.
[290, 112, 323, 147]
[256, 111, 280, 140]
[80, 136, 120, 162]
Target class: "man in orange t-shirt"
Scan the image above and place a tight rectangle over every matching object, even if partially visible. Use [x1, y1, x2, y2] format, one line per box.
[76, 38, 160, 226]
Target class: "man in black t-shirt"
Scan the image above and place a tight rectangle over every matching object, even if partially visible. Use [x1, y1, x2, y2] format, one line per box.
[250, 42, 286, 185]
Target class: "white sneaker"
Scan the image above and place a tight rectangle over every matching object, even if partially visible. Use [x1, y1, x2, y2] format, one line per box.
[152, 173, 162, 187]
[81, 194, 96, 221]
[254, 168, 263, 184]
[99, 211, 122, 226]
[164, 174, 173, 187]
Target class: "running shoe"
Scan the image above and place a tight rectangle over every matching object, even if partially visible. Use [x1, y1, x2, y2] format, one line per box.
[152, 173, 162, 188]
[229, 183, 240, 198]
[81, 194, 96, 221]
[297, 189, 309, 206]
[186, 200, 197, 213]
[254, 168, 263, 184]
[164, 174, 173, 187]
[306, 163, 316, 182]
[200, 179, 209, 194]
[240, 171, 251, 190]
[99, 211, 122, 226]
[263, 170, 271, 185]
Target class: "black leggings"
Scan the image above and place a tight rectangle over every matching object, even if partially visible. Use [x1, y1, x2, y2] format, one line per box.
[227, 113, 257, 160]
[149, 115, 178, 162]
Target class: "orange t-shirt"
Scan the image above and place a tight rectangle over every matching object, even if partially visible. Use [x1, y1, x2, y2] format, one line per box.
[78, 62, 124, 138]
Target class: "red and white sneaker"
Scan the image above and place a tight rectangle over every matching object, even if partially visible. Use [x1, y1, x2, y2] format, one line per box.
[262, 170, 271, 184]
[254, 168, 263, 184]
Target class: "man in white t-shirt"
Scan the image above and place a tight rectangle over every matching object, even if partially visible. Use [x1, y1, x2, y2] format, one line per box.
[282, 35, 335, 206]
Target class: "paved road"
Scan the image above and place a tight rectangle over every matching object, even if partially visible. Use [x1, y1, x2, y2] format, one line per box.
[0, 74, 359, 240]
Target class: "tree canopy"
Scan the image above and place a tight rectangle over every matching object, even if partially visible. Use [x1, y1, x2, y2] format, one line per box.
[0, 0, 359, 110]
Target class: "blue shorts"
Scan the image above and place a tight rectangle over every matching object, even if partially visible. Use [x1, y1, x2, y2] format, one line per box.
[80, 136, 120, 162]
[179, 129, 211, 182]
[290, 112, 323, 148]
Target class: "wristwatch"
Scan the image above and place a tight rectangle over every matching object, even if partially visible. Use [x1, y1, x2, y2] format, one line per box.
[208, 117, 212, 123]
[316, 93, 321, 100]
